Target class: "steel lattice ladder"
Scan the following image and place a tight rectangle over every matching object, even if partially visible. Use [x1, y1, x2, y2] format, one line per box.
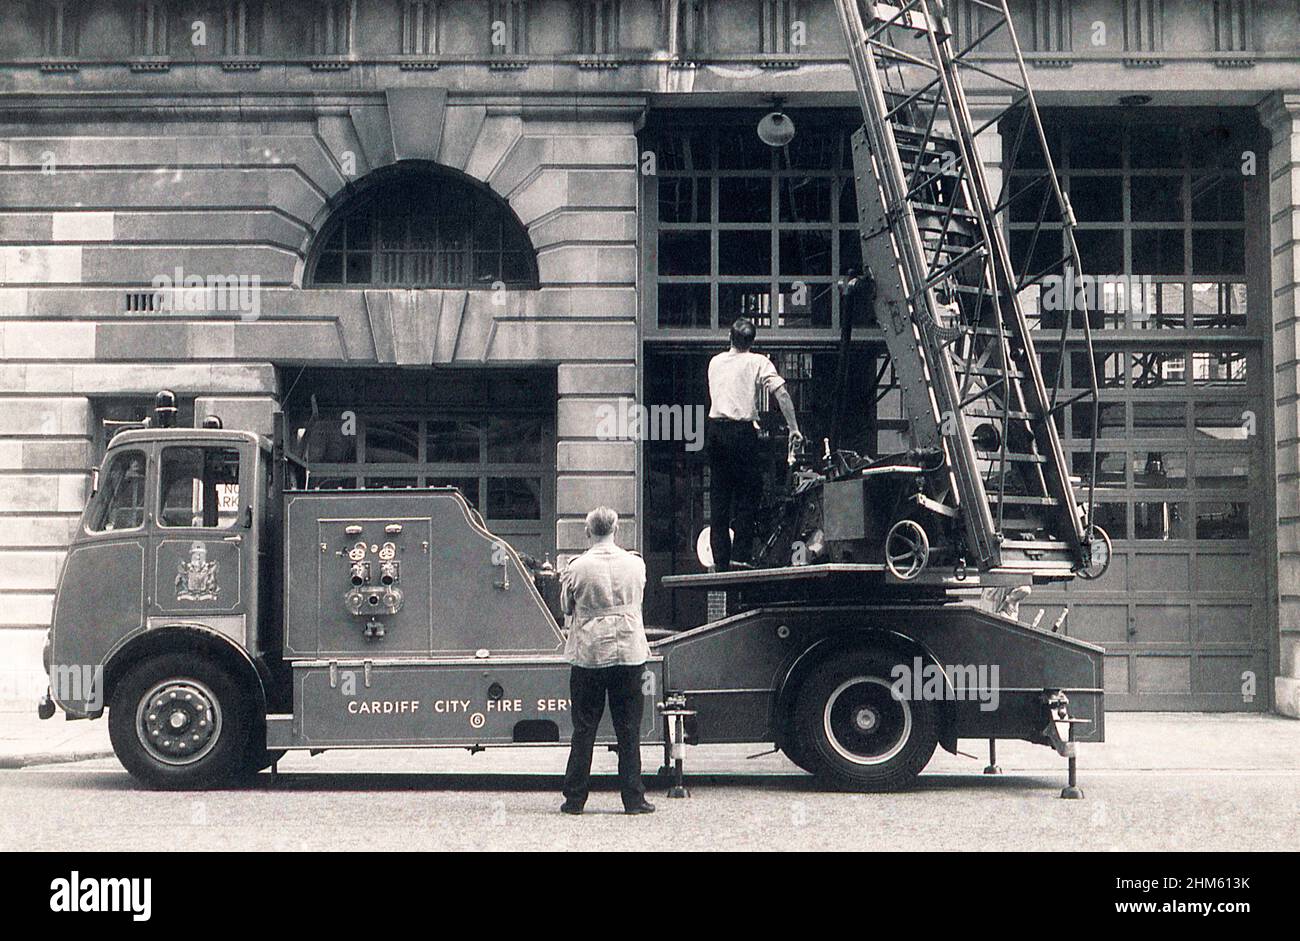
[832, 0, 1104, 577]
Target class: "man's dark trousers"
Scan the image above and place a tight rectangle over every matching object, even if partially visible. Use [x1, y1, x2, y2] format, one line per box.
[708, 418, 762, 571]
[562, 664, 646, 810]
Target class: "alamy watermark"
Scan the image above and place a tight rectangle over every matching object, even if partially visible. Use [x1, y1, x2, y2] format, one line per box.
[150, 266, 261, 321]
[594, 398, 705, 452]
[1037, 269, 1156, 318]
[890, 657, 1000, 712]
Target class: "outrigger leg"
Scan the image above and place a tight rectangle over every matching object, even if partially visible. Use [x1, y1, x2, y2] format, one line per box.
[984, 738, 1001, 775]
[657, 694, 695, 799]
[1044, 691, 1087, 799]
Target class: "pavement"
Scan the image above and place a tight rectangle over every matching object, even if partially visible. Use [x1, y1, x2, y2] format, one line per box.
[1, 710, 1297, 851]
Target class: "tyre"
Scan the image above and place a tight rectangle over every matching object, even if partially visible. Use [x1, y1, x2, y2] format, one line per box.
[793, 651, 937, 792]
[108, 654, 251, 790]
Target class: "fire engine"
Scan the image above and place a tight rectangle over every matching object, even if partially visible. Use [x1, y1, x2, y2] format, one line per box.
[37, 1, 1111, 795]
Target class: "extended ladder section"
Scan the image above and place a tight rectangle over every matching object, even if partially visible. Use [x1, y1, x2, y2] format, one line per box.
[832, 0, 1103, 577]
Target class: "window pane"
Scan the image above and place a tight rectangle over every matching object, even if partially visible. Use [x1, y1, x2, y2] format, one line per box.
[1134, 501, 1187, 540]
[1190, 282, 1246, 329]
[159, 447, 240, 529]
[1072, 124, 1123, 168]
[1072, 351, 1126, 388]
[1192, 351, 1247, 387]
[1196, 502, 1248, 539]
[1074, 229, 1123, 274]
[346, 254, 372, 283]
[1132, 451, 1186, 488]
[1091, 501, 1128, 539]
[487, 416, 543, 464]
[1132, 402, 1186, 438]
[1074, 401, 1125, 438]
[1191, 230, 1245, 275]
[1195, 453, 1249, 489]
[1129, 125, 1182, 168]
[839, 229, 863, 275]
[779, 177, 833, 222]
[1132, 282, 1186, 330]
[779, 230, 832, 276]
[718, 283, 770, 323]
[658, 283, 712, 327]
[716, 126, 770, 170]
[718, 230, 771, 275]
[660, 178, 711, 223]
[787, 129, 848, 170]
[1131, 229, 1184, 275]
[1129, 350, 1186, 388]
[1190, 173, 1244, 222]
[364, 420, 419, 463]
[837, 176, 858, 220]
[487, 477, 541, 519]
[1073, 450, 1125, 487]
[1069, 176, 1122, 222]
[1009, 227, 1063, 276]
[1194, 402, 1249, 441]
[777, 281, 832, 328]
[659, 230, 711, 275]
[427, 421, 480, 463]
[717, 178, 768, 222]
[658, 129, 714, 171]
[1130, 176, 1183, 222]
[315, 253, 343, 283]
[87, 450, 147, 532]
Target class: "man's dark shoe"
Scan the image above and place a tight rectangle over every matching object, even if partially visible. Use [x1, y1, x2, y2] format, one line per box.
[560, 802, 584, 815]
[624, 801, 656, 815]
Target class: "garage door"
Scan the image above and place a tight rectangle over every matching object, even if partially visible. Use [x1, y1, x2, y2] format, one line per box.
[282, 368, 556, 561]
[1010, 110, 1270, 710]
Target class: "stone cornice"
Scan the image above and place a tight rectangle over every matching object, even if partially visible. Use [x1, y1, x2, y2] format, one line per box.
[1259, 91, 1300, 141]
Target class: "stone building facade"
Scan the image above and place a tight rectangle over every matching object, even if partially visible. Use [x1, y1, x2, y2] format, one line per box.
[0, 0, 1297, 716]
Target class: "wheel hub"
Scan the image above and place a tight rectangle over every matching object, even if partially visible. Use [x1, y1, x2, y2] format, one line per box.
[137, 680, 222, 766]
[823, 677, 913, 766]
[853, 706, 879, 732]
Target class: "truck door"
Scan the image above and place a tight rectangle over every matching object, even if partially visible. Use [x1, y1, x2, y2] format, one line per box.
[150, 442, 257, 650]
[50, 446, 151, 713]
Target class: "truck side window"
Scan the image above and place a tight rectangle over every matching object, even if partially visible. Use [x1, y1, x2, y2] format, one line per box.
[159, 447, 241, 529]
[86, 451, 147, 532]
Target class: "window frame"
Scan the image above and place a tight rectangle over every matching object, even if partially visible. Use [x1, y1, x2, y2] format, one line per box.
[156, 445, 244, 531]
[85, 448, 149, 536]
[306, 164, 540, 291]
[640, 109, 864, 342]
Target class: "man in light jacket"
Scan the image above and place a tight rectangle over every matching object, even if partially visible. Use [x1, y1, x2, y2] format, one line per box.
[559, 506, 655, 815]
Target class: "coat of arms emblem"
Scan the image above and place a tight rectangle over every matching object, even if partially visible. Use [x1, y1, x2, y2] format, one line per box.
[175, 541, 220, 601]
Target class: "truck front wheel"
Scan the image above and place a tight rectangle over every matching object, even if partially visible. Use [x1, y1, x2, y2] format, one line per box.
[794, 652, 937, 791]
[109, 654, 251, 790]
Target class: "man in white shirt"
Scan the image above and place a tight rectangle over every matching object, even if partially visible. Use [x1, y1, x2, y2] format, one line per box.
[558, 506, 655, 815]
[706, 318, 803, 571]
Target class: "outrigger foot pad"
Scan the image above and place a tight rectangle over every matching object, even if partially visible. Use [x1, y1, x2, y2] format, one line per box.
[984, 739, 1001, 774]
[1060, 785, 1084, 799]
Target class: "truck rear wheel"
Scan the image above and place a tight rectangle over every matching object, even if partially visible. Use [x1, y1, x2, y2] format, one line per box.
[794, 652, 937, 792]
[109, 654, 251, 790]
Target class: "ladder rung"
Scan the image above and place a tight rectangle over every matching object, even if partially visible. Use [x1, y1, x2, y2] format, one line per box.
[974, 451, 1047, 463]
[987, 494, 1065, 507]
[966, 408, 1037, 421]
[1001, 539, 1071, 550]
[901, 160, 964, 178]
[961, 365, 1026, 379]
[892, 123, 954, 140]
[909, 201, 978, 220]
